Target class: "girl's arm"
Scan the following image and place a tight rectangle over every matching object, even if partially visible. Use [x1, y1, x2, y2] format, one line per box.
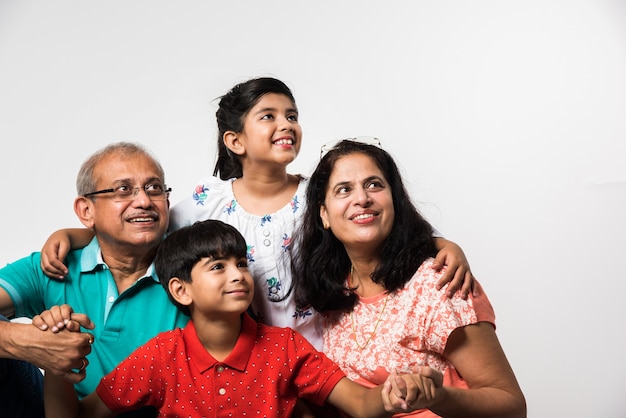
[433, 237, 475, 299]
[44, 372, 114, 418]
[429, 322, 527, 418]
[41, 228, 95, 279]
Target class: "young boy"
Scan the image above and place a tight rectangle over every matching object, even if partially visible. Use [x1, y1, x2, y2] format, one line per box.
[41, 220, 441, 417]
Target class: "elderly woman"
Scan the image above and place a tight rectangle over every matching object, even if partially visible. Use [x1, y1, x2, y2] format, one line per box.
[291, 139, 526, 417]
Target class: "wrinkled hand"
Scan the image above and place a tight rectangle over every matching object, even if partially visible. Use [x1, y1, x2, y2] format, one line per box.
[432, 239, 475, 299]
[29, 304, 95, 383]
[381, 367, 443, 413]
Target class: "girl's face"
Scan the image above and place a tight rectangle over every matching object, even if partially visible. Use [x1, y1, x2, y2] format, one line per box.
[237, 93, 302, 167]
[320, 153, 395, 257]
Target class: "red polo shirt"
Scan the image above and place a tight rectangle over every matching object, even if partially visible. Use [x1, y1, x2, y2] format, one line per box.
[97, 313, 345, 417]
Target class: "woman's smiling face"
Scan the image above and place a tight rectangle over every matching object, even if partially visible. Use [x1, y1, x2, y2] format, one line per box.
[320, 152, 395, 255]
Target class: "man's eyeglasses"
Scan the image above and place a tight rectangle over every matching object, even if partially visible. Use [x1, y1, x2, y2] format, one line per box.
[320, 136, 382, 159]
[83, 183, 171, 201]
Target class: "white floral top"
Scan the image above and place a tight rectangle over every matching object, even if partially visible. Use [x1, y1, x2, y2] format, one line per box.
[170, 175, 323, 350]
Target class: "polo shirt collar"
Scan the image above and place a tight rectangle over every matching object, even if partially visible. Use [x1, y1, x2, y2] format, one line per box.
[184, 312, 257, 373]
[79, 237, 159, 283]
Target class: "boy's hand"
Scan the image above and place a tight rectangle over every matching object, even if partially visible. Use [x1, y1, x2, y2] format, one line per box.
[33, 304, 94, 334]
[432, 238, 475, 299]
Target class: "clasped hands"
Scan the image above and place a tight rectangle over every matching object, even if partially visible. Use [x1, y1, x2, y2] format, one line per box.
[31, 304, 95, 383]
[381, 367, 443, 414]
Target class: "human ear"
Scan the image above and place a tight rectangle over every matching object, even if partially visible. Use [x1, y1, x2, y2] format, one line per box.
[223, 131, 246, 156]
[168, 277, 192, 307]
[320, 205, 330, 230]
[74, 197, 96, 229]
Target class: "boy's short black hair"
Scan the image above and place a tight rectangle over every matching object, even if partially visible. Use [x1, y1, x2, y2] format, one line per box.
[155, 219, 248, 315]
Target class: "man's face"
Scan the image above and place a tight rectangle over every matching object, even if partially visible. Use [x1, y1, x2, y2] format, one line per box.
[83, 152, 169, 253]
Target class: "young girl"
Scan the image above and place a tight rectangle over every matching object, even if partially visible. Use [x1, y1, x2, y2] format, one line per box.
[40, 77, 475, 351]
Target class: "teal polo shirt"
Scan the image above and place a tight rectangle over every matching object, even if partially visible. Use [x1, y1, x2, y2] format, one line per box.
[0, 238, 190, 398]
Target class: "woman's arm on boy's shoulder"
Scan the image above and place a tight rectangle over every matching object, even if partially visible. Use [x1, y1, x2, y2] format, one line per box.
[41, 228, 95, 279]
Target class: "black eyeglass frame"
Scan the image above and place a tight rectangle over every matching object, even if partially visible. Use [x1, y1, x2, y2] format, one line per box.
[83, 185, 172, 200]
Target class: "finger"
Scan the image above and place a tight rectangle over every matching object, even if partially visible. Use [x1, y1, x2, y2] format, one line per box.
[470, 272, 478, 297]
[50, 305, 74, 332]
[418, 366, 444, 388]
[64, 319, 82, 332]
[459, 271, 474, 299]
[59, 304, 74, 322]
[446, 267, 465, 298]
[62, 358, 88, 384]
[435, 267, 452, 290]
[41, 245, 69, 279]
[390, 374, 408, 399]
[31, 314, 48, 330]
[77, 357, 88, 372]
[401, 375, 419, 406]
[381, 379, 394, 411]
[69, 313, 95, 330]
[426, 379, 437, 400]
[60, 369, 86, 384]
[36, 310, 60, 332]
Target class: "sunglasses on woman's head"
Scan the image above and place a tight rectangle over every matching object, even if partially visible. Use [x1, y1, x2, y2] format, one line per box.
[319, 136, 382, 159]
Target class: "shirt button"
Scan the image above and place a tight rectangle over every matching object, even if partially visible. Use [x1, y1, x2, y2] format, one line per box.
[216, 365, 225, 372]
[108, 296, 115, 303]
[263, 230, 270, 237]
[218, 388, 226, 395]
[263, 239, 271, 247]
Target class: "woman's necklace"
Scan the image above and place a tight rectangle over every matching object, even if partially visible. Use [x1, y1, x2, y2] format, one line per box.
[349, 265, 389, 350]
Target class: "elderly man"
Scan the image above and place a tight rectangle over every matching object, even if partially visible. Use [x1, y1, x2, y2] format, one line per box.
[0, 142, 189, 417]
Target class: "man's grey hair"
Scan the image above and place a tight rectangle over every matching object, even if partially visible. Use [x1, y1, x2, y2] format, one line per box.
[76, 142, 165, 196]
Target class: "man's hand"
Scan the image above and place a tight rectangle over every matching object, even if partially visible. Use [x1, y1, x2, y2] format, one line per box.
[26, 304, 95, 383]
[2, 320, 94, 383]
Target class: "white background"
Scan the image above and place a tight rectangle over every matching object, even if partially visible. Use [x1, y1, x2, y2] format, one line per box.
[1, 1, 625, 416]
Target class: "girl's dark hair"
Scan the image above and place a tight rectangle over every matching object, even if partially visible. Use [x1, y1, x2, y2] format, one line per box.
[291, 140, 437, 313]
[155, 219, 248, 315]
[213, 77, 297, 180]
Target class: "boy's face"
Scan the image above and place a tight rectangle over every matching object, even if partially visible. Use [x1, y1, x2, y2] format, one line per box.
[184, 255, 254, 317]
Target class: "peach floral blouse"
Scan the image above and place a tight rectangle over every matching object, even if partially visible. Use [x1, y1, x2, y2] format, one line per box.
[323, 258, 496, 417]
